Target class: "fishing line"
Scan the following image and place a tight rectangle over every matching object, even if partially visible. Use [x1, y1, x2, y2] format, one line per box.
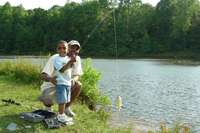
[81, 9, 115, 49]
[113, 8, 119, 96]
[113, 7, 122, 112]
[114, 8, 117, 61]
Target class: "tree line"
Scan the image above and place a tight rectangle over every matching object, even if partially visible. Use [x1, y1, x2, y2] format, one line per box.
[0, 0, 200, 57]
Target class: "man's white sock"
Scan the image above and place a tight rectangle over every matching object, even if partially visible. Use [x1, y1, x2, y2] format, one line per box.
[65, 107, 70, 111]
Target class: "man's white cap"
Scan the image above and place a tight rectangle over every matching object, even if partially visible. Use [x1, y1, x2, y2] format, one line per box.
[68, 40, 81, 51]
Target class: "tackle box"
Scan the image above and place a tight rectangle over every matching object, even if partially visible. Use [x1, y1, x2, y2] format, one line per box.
[20, 110, 56, 123]
[45, 118, 61, 129]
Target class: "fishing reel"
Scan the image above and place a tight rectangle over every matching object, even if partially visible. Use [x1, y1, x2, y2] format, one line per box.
[2, 99, 20, 106]
[8, 99, 15, 103]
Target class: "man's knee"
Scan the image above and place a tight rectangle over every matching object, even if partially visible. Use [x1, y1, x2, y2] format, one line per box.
[38, 87, 56, 105]
[74, 84, 82, 93]
[71, 81, 82, 92]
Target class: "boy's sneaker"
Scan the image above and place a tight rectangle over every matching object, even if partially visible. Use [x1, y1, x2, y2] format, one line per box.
[65, 107, 76, 117]
[45, 106, 53, 112]
[57, 113, 73, 126]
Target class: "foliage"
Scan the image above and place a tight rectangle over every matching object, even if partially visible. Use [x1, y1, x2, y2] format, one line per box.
[0, 60, 15, 76]
[79, 58, 111, 109]
[0, 58, 43, 86]
[13, 58, 43, 85]
[1, 1, 200, 57]
[148, 121, 193, 133]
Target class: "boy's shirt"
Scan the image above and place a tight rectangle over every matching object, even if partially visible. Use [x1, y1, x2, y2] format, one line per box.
[53, 55, 71, 86]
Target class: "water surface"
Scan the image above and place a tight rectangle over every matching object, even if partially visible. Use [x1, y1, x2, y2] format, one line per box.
[89, 59, 200, 132]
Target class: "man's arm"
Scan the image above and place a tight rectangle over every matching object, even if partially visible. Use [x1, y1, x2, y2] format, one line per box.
[41, 72, 57, 85]
[72, 75, 79, 81]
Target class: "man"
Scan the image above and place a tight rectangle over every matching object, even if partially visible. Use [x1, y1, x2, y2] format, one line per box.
[38, 40, 83, 117]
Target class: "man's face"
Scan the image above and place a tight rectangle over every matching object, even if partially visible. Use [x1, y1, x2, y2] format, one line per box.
[68, 45, 80, 55]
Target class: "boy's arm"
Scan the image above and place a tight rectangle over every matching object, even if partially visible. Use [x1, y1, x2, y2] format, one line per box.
[59, 58, 76, 73]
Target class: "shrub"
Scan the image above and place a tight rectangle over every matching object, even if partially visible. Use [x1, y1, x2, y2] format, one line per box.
[0, 58, 43, 85]
[13, 58, 43, 85]
[79, 58, 111, 109]
[1, 60, 15, 76]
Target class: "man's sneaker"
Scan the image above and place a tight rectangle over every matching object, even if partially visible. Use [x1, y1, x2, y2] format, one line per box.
[57, 113, 73, 126]
[45, 106, 53, 112]
[65, 107, 76, 117]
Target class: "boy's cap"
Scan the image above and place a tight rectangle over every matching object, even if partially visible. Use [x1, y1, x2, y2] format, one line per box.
[68, 40, 81, 51]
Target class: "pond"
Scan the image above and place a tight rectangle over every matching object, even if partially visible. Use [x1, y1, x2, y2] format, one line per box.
[90, 59, 200, 132]
[1, 56, 200, 132]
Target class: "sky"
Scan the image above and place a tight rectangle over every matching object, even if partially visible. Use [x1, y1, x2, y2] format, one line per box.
[0, 0, 160, 10]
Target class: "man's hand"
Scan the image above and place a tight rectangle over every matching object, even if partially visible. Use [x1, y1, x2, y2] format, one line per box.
[71, 79, 75, 87]
[41, 73, 57, 85]
[50, 77, 57, 85]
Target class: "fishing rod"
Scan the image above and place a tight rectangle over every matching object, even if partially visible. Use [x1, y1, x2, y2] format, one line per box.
[81, 8, 115, 49]
[2, 99, 38, 110]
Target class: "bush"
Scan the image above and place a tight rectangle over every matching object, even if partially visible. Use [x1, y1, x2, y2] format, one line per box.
[0, 60, 15, 76]
[0, 58, 43, 85]
[13, 58, 43, 85]
[79, 58, 111, 109]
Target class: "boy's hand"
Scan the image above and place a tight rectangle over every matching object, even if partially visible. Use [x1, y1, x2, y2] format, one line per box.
[71, 63, 75, 68]
[69, 58, 76, 63]
[70, 53, 76, 62]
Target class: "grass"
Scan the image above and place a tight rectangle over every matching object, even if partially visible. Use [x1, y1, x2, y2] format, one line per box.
[0, 75, 132, 133]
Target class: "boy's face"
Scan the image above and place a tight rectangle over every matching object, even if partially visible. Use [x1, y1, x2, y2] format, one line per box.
[56, 43, 68, 57]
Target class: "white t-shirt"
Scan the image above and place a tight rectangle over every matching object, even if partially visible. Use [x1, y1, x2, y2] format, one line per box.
[53, 55, 71, 86]
[40, 54, 83, 92]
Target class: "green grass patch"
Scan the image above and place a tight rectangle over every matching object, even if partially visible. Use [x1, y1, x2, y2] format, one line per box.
[0, 75, 132, 133]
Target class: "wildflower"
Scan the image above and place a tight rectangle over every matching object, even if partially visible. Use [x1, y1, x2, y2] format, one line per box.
[107, 106, 111, 111]
[184, 126, 189, 132]
[160, 123, 163, 129]
[178, 126, 181, 131]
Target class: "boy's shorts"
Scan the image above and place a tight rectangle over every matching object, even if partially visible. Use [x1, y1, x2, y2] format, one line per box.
[55, 85, 70, 104]
[38, 81, 81, 105]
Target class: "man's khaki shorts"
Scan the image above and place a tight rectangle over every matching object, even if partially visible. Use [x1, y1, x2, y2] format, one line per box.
[38, 81, 82, 105]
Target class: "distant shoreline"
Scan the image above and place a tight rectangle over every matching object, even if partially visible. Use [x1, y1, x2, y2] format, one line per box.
[1, 55, 200, 61]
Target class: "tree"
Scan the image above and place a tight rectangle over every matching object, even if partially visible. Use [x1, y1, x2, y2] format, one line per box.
[154, 0, 176, 52]
[171, 0, 198, 51]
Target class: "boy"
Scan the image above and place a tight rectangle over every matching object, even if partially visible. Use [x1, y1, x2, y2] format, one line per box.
[53, 40, 76, 125]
